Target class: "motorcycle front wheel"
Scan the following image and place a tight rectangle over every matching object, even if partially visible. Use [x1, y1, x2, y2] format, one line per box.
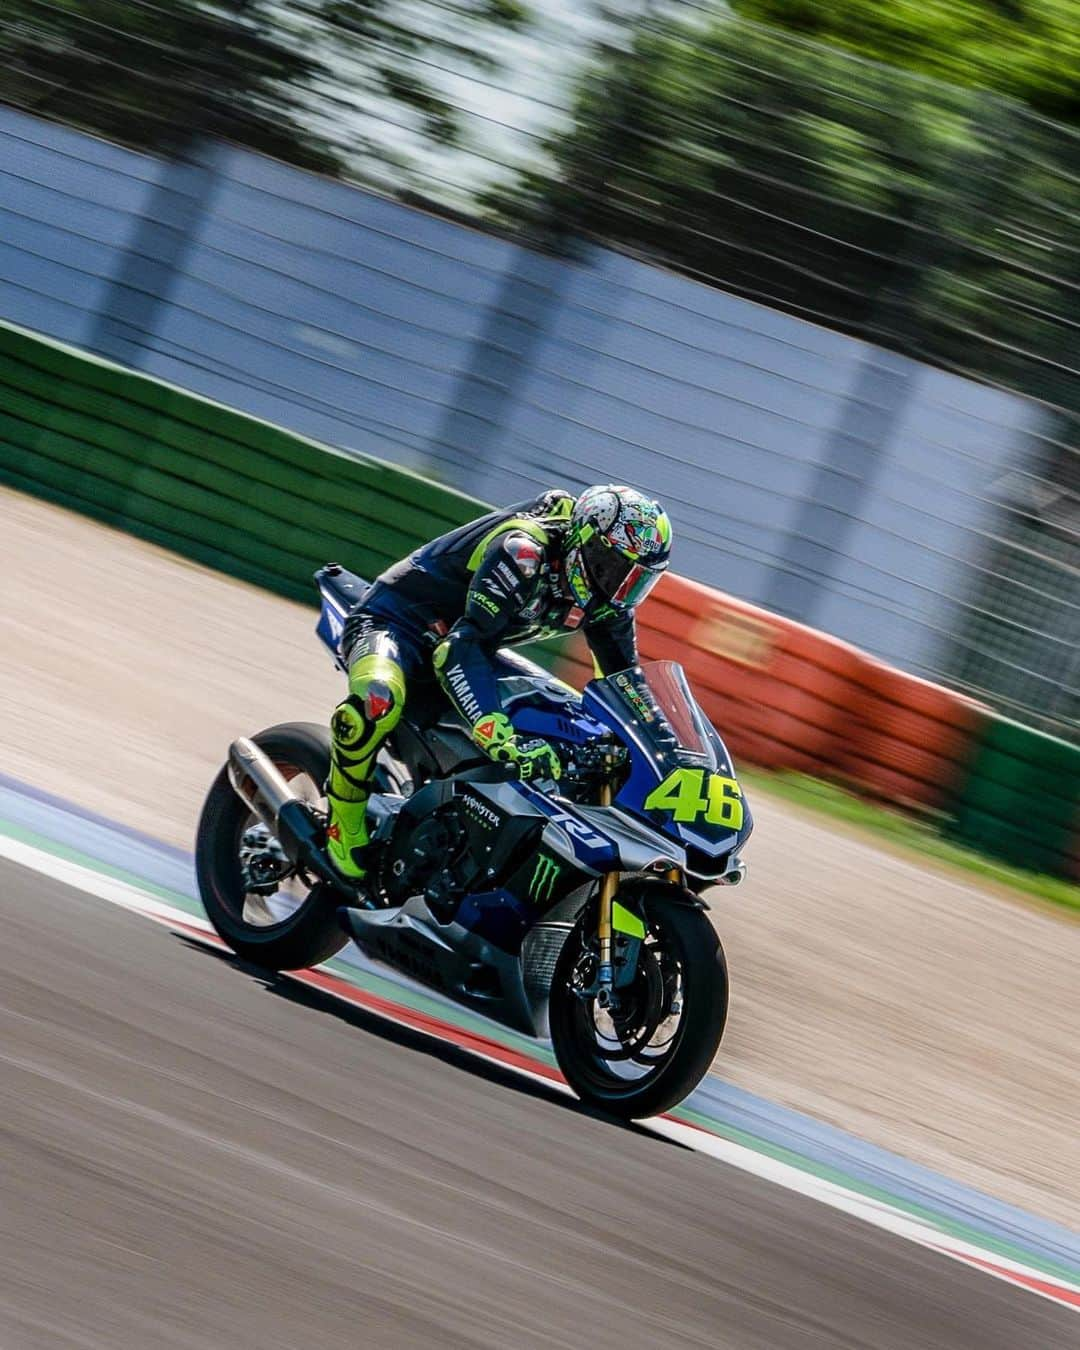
[548, 883, 728, 1120]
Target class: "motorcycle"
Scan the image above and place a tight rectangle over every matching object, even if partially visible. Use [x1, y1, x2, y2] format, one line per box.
[195, 564, 752, 1119]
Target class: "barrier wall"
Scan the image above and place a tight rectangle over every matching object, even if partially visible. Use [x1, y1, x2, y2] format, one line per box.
[949, 718, 1080, 879]
[0, 322, 480, 604]
[0, 104, 1054, 692]
[1, 319, 1076, 883]
[840, 663, 988, 816]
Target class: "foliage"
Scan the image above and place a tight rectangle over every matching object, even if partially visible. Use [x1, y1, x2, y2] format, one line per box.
[486, 9, 1078, 411]
[0, 0, 530, 174]
[734, 0, 1080, 126]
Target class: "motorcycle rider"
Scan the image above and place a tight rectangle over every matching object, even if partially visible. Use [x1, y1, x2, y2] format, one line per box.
[326, 484, 673, 881]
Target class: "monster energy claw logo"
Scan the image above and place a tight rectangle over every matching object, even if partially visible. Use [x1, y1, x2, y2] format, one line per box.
[529, 854, 561, 903]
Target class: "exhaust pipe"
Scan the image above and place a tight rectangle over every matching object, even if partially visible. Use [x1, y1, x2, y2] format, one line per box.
[227, 738, 340, 889]
[228, 738, 297, 836]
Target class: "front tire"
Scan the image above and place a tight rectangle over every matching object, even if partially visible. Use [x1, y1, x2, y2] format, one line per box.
[196, 721, 346, 971]
[549, 883, 728, 1119]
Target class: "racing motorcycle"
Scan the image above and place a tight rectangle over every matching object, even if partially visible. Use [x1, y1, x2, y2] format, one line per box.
[196, 564, 752, 1119]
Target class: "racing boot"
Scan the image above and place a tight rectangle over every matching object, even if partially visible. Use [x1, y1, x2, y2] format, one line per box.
[324, 788, 370, 881]
[327, 649, 406, 887]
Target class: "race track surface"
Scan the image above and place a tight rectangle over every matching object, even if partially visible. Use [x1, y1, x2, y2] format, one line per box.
[6, 486, 1079, 1227]
[1, 863, 1074, 1350]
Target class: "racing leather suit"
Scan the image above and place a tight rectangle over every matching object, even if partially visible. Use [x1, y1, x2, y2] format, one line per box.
[326, 489, 638, 877]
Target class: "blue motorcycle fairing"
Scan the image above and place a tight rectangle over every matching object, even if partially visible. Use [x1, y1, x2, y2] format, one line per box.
[493, 665, 752, 866]
[509, 781, 619, 870]
[581, 663, 752, 861]
[511, 705, 608, 744]
[316, 565, 371, 672]
[316, 593, 349, 671]
[453, 887, 533, 952]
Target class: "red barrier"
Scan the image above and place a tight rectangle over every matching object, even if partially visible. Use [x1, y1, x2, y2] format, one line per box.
[842, 661, 987, 811]
[635, 576, 871, 777]
[552, 573, 988, 811]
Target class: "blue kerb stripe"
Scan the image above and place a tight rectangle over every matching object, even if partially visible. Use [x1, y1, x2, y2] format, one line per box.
[0, 768, 192, 864]
[691, 1077, 1080, 1275]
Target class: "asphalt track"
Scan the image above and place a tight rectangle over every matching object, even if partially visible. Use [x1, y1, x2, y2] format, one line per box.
[2, 863, 1075, 1350]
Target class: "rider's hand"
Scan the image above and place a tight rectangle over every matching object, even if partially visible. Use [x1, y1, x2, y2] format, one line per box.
[471, 712, 562, 781]
[511, 737, 562, 782]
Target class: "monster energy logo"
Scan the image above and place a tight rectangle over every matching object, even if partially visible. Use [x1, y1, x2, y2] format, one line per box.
[529, 854, 561, 903]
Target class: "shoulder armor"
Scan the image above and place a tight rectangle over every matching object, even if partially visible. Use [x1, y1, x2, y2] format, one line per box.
[503, 530, 544, 578]
[534, 488, 575, 521]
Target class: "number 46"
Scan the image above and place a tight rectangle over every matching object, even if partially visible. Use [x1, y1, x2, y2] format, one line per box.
[643, 767, 744, 830]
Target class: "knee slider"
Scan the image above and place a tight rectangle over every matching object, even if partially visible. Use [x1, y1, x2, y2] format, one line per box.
[360, 679, 398, 724]
[347, 654, 406, 733]
[331, 696, 369, 749]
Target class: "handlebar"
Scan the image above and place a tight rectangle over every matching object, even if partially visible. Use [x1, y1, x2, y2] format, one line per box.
[557, 736, 629, 782]
[453, 738, 628, 788]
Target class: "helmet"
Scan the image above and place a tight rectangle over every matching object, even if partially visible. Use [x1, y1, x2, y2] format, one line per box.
[564, 485, 672, 618]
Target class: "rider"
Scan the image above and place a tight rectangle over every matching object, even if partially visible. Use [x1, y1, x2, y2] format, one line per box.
[326, 484, 673, 881]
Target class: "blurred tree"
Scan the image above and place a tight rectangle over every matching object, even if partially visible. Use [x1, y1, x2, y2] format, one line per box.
[733, 1, 1080, 125]
[485, 7, 1077, 410]
[0, 0, 530, 172]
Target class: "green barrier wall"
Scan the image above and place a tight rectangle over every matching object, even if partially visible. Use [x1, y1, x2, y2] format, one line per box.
[0, 322, 484, 603]
[949, 716, 1080, 878]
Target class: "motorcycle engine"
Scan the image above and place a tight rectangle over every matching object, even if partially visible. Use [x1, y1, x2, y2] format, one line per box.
[375, 806, 472, 921]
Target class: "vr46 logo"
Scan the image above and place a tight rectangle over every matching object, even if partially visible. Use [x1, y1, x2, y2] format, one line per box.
[643, 768, 744, 830]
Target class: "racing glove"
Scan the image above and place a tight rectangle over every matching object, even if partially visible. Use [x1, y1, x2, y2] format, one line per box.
[471, 712, 562, 782]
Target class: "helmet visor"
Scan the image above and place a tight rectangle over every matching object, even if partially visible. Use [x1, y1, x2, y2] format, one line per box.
[583, 538, 666, 610]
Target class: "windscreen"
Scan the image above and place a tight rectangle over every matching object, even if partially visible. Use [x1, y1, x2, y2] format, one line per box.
[596, 661, 713, 766]
[587, 660, 748, 863]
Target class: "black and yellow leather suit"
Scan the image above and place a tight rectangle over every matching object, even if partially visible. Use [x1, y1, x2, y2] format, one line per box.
[326, 490, 637, 878]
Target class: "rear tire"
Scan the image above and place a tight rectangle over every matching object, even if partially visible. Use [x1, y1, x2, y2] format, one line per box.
[196, 722, 346, 971]
[549, 883, 728, 1119]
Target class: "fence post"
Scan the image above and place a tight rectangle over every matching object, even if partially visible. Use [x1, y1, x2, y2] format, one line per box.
[86, 140, 219, 369]
[432, 243, 571, 497]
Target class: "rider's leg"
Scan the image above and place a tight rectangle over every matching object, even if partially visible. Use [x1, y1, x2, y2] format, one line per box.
[327, 620, 407, 879]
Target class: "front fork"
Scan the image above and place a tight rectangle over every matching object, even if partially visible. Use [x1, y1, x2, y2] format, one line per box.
[595, 779, 618, 1008]
[592, 777, 671, 1008]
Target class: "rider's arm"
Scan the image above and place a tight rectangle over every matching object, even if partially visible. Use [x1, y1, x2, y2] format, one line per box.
[434, 532, 561, 779]
[585, 609, 638, 677]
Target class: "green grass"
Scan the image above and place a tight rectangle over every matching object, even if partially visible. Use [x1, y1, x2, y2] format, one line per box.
[741, 769, 1080, 916]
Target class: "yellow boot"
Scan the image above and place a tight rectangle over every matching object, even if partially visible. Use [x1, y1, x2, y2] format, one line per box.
[327, 652, 406, 881]
[325, 790, 370, 880]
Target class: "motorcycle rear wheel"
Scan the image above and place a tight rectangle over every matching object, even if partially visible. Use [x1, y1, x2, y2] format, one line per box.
[196, 722, 346, 971]
[548, 883, 728, 1120]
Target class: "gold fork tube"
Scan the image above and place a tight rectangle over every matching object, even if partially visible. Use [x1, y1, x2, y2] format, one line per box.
[597, 779, 616, 979]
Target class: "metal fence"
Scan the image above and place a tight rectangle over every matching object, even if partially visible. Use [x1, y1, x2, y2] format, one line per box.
[0, 0, 1077, 738]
